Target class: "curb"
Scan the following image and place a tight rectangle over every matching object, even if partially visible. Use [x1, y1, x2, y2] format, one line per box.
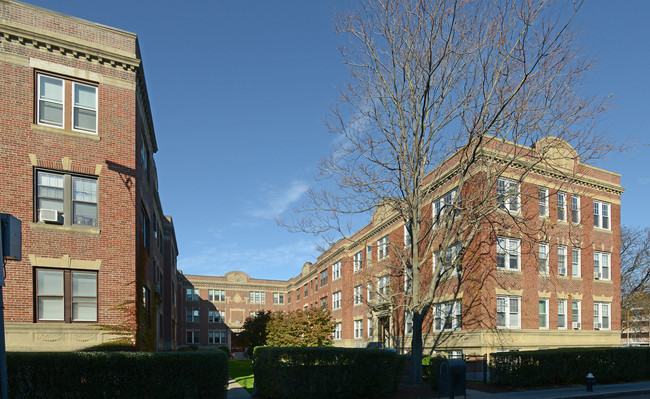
[555, 389, 650, 399]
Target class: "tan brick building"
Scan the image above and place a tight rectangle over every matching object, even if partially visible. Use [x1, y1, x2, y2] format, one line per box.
[0, 0, 177, 351]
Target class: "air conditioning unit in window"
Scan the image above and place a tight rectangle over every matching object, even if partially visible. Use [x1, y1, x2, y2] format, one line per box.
[39, 209, 61, 224]
[594, 272, 601, 280]
[559, 267, 567, 276]
[572, 322, 581, 330]
[594, 322, 602, 330]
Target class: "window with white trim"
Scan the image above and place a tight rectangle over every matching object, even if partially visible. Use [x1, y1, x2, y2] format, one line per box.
[572, 300, 581, 329]
[368, 317, 373, 338]
[333, 322, 342, 340]
[332, 291, 342, 310]
[36, 170, 98, 227]
[539, 187, 549, 217]
[557, 192, 567, 222]
[593, 201, 610, 230]
[366, 245, 372, 262]
[320, 296, 327, 309]
[186, 288, 199, 302]
[571, 195, 580, 224]
[558, 299, 567, 329]
[433, 301, 462, 332]
[186, 309, 199, 323]
[558, 245, 567, 276]
[37, 73, 98, 134]
[539, 299, 549, 329]
[320, 269, 328, 287]
[593, 251, 610, 281]
[436, 243, 462, 276]
[249, 291, 265, 304]
[273, 293, 285, 304]
[497, 178, 519, 212]
[377, 235, 389, 260]
[208, 330, 226, 344]
[332, 261, 342, 280]
[497, 296, 520, 329]
[404, 225, 412, 247]
[497, 237, 520, 270]
[354, 285, 363, 305]
[353, 251, 363, 273]
[36, 268, 97, 322]
[367, 283, 373, 302]
[593, 302, 610, 330]
[378, 276, 390, 296]
[208, 289, 225, 302]
[539, 243, 548, 274]
[572, 248, 581, 277]
[208, 310, 225, 323]
[186, 330, 199, 344]
[433, 188, 459, 224]
[405, 311, 413, 335]
[354, 320, 363, 339]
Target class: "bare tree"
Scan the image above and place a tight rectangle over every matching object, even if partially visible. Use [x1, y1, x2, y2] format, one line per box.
[283, 0, 612, 383]
[621, 226, 650, 343]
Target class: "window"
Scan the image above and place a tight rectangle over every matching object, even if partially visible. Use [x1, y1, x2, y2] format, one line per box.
[304, 285, 308, 297]
[332, 291, 342, 310]
[433, 188, 459, 224]
[558, 299, 567, 329]
[320, 296, 327, 310]
[36, 171, 98, 227]
[539, 299, 549, 329]
[141, 208, 150, 253]
[287, 292, 291, 304]
[378, 276, 390, 296]
[37, 74, 98, 134]
[593, 302, 610, 330]
[332, 261, 342, 280]
[378, 235, 389, 260]
[497, 178, 519, 212]
[208, 310, 225, 323]
[354, 285, 363, 305]
[354, 320, 363, 339]
[539, 187, 549, 217]
[367, 284, 373, 302]
[557, 192, 567, 222]
[186, 288, 199, 302]
[593, 201, 610, 230]
[572, 248, 581, 277]
[353, 251, 363, 273]
[571, 195, 580, 224]
[320, 269, 328, 287]
[572, 300, 581, 329]
[333, 322, 342, 340]
[368, 318, 373, 338]
[186, 309, 200, 323]
[436, 243, 462, 276]
[558, 246, 567, 276]
[433, 301, 462, 332]
[539, 243, 548, 274]
[404, 225, 412, 248]
[497, 237, 520, 270]
[186, 330, 199, 344]
[249, 291, 265, 304]
[405, 311, 413, 335]
[208, 330, 226, 344]
[593, 251, 611, 281]
[366, 245, 372, 262]
[296, 288, 300, 301]
[497, 296, 520, 329]
[36, 269, 97, 322]
[273, 293, 285, 304]
[249, 311, 256, 318]
[208, 289, 225, 302]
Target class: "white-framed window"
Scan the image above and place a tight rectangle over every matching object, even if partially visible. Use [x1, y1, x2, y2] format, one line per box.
[497, 178, 519, 212]
[558, 299, 567, 329]
[571, 195, 580, 224]
[404, 225, 412, 248]
[433, 301, 462, 332]
[405, 311, 413, 335]
[404, 265, 412, 292]
[378, 276, 390, 296]
[186, 309, 200, 323]
[186, 288, 199, 302]
[354, 320, 363, 339]
[497, 296, 520, 329]
[208, 330, 226, 344]
[332, 291, 342, 310]
[249, 291, 265, 304]
[186, 330, 199, 344]
[557, 192, 567, 222]
[333, 322, 342, 340]
[497, 237, 521, 270]
[273, 293, 285, 304]
[539, 187, 549, 217]
[72, 81, 98, 133]
[353, 251, 363, 273]
[539, 299, 549, 329]
[249, 311, 256, 318]
[593, 201, 610, 230]
[433, 188, 459, 224]
[36, 269, 97, 322]
[36, 170, 98, 227]
[367, 283, 373, 302]
[208, 289, 225, 302]
[558, 246, 567, 276]
[354, 285, 363, 305]
[320, 296, 327, 309]
[539, 243, 549, 274]
[572, 300, 581, 329]
[208, 310, 225, 323]
[378, 235, 389, 260]
[368, 317, 373, 338]
[320, 269, 328, 287]
[366, 245, 372, 262]
[37, 74, 98, 134]
[593, 302, 610, 330]
[593, 251, 611, 281]
[436, 243, 462, 276]
[572, 248, 581, 277]
[332, 261, 342, 280]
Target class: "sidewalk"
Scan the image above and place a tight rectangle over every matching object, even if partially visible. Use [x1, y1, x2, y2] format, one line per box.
[464, 381, 650, 399]
[227, 377, 252, 399]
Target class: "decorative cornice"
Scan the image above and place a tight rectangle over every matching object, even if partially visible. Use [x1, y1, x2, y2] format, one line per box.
[0, 21, 140, 71]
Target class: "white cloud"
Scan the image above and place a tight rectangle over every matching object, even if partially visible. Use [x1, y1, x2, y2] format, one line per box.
[247, 181, 308, 220]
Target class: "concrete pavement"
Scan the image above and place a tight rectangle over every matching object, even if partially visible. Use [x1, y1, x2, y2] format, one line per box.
[464, 381, 650, 399]
[227, 377, 252, 399]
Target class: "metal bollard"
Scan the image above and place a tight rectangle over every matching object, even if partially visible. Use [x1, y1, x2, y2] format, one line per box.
[586, 373, 596, 392]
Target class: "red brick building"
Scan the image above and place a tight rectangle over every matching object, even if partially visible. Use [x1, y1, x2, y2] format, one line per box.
[0, 0, 177, 351]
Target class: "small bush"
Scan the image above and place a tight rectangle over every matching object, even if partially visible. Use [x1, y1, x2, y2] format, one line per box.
[7, 351, 229, 399]
[490, 347, 650, 388]
[428, 356, 446, 390]
[254, 347, 403, 399]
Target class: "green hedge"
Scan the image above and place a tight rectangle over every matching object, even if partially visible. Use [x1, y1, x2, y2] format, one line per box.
[254, 347, 404, 399]
[428, 356, 446, 390]
[7, 351, 229, 399]
[491, 347, 650, 388]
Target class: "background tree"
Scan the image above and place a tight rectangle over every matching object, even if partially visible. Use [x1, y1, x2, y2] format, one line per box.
[284, 0, 612, 383]
[266, 308, 335, 347]
[240, 310, 272, 353]
[621, 226, 650, 341]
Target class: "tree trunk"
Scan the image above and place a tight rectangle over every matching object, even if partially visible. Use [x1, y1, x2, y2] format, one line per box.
[409, 311, 424, 384]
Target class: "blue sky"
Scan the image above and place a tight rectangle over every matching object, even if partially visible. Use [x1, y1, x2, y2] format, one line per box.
[25, 0, 650, 280]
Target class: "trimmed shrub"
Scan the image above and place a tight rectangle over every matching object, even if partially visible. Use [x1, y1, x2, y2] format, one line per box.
[7, 350, 229, 399]
[490, 347, 650, 388]
[254, 347, 403, 399]
[428, 356, 446, 390]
